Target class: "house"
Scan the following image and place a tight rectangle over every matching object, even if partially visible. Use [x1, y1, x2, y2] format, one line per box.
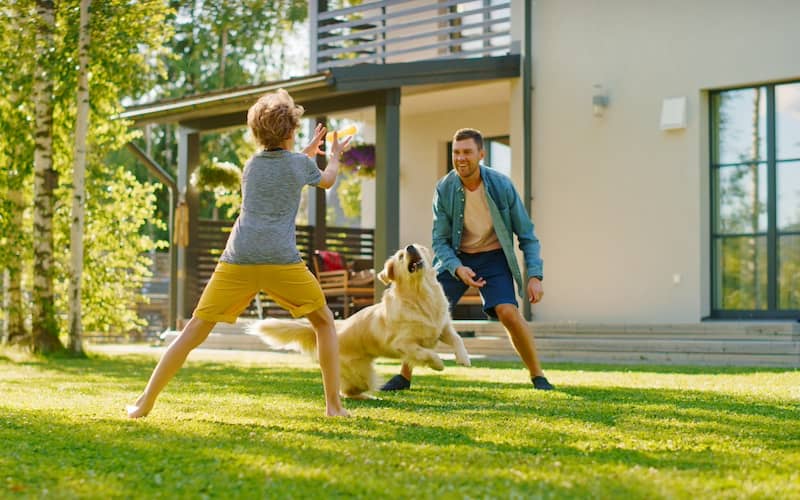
[124, 0, 800, 364]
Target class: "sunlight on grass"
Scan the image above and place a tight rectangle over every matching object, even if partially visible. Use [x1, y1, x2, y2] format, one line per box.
[1, 347, 798, 499]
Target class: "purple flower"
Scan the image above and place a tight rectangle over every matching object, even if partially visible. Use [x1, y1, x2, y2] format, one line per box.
[341, 144, 375, 176]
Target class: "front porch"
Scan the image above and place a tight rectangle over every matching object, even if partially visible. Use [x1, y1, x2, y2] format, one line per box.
[160, 319, 800, 368]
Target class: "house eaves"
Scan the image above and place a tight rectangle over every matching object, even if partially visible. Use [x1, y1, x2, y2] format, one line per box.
[328, 54, 520, 92]
[119, 55, 520, 131]
[118, 73, 332, 127]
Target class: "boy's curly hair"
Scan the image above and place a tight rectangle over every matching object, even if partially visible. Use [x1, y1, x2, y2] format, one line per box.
[247, 89, 305, 149]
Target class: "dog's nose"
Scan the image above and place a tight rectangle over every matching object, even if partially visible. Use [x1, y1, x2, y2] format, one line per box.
[405, 245, 415, 252]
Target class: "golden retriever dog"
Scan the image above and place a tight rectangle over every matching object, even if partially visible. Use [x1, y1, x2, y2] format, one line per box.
[248, 244, 471, 398]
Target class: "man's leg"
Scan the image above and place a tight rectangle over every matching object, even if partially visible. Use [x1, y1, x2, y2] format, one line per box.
[380, 359, 414, 391]
[494, 303, 554, 390]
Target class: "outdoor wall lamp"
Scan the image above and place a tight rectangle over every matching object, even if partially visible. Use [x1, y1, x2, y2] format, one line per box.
[592, 84, 609, 117]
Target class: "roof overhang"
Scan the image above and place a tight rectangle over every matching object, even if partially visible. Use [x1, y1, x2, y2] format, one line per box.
[120, 54, 520, 131]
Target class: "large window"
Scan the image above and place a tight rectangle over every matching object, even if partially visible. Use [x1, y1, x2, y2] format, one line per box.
[711, 82, 800, 318]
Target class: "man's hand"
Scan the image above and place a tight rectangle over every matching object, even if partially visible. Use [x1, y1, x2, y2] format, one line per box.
[528, 277, 544, 304]
[455, 266, 486, 288]
[302, 123, 327, 158]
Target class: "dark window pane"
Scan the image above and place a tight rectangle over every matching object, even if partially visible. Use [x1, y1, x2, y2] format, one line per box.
[779, 235, 800, 309]
[778, 161, 800, 231]
[712, 88, 767, 164]
[776, 83, 800, 160]
[715, 163, 767, 233]
[715, 236, 768, 310]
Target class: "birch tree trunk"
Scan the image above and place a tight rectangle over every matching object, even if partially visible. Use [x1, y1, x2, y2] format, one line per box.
[2, 189, 25, 344]
[31, 0, 63, 353]
[219, 27, 227, 89]
[68, 0, 91, 354]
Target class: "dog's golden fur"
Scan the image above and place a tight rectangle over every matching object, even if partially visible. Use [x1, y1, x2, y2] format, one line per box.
[248, 244, 471, 398]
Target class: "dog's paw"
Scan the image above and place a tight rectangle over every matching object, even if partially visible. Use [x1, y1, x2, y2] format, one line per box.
[428, 358, 445, 371]
[343, 392, 378, 400]
[456, 356, 471, 367]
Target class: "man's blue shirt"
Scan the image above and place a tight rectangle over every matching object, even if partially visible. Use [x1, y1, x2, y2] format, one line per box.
[431, 165, 543, 298]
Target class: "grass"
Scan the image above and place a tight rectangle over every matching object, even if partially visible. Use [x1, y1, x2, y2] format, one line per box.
[1, 347, 798, 499]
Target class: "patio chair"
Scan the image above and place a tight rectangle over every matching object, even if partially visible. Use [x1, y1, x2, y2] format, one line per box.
[312, 250, 375, 318]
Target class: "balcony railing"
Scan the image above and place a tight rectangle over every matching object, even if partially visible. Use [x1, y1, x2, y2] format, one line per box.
[310, 0, 513, 72]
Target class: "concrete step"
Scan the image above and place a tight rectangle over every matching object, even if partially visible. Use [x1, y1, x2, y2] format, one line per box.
[159, 319, 800, 368]
[448, 335, 800, 367]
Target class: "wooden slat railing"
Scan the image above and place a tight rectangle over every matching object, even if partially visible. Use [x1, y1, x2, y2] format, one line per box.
[311, 0, 513, 71]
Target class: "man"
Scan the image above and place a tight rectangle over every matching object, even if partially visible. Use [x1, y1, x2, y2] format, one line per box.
[381, 128, 554, 391]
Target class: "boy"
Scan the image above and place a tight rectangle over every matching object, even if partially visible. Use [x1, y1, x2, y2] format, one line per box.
[127, 89, 351, 418]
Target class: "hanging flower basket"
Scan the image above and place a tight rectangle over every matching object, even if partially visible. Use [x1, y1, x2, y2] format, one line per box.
[191, 158, 241, 192]
[340, 144, 375, 178]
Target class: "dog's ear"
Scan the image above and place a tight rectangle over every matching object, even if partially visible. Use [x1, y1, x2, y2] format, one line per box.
[378, 260, 394, 285]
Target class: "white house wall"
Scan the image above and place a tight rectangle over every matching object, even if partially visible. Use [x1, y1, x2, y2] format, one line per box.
[399, 88, 511, 251]
[530, 0, 800, 322]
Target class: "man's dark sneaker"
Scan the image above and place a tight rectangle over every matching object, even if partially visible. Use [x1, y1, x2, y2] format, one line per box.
[532, 376, 555, 391]
[380, 374, 411, 391]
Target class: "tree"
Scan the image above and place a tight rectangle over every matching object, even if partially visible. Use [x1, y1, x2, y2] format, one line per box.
[51, 0, 174, 337]
[67, 0, 91, 354]
[129, 0, 309, 226]
[31, 0, 63, 353]
[1, 0, 173, 350]
[0, 2, 35, 345]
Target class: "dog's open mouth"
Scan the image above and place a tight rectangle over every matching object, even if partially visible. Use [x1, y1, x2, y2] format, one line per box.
[405, 245, 424, 273]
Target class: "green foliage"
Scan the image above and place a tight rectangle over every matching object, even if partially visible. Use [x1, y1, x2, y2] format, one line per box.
[1, 352, 799, 498]
[0, 0, 174, 339]
[336, 171, 362, 219]
[161, 0, 307, 96]
[192, 158, 242, 193]
[129, 1, 309, 222]
[0, 2, 36, 269]
[53, 168, 166, 335]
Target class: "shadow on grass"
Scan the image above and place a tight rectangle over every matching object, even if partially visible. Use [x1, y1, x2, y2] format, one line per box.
[2, 388, 797, 498]
[2, 353, 799, 498]
[466, 358, 798, 375]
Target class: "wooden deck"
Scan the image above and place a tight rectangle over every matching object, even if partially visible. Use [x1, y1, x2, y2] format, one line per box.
[159, 319, 800, 368]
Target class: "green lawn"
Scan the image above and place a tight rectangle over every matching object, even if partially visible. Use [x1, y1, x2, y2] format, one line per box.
[1, 347, 798, 499]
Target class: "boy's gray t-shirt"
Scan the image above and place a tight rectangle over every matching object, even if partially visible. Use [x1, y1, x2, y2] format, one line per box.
[220, 150, 321, 264]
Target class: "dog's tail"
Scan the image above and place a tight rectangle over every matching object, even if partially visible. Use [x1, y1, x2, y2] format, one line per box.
[246, 319, 317, 358]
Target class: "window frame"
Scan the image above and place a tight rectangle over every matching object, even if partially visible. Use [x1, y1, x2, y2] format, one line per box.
[710, 81, 800, 319]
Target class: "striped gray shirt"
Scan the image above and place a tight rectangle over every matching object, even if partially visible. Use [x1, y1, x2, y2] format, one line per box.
[219, 150, 321, 264]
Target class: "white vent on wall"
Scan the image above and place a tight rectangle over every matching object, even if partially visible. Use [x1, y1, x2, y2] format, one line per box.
[660, 97, 687, 130]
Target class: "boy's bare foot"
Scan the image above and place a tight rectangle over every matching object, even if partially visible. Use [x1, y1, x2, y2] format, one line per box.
[326, 407, 351, 417]
[126, 395, 153, 419]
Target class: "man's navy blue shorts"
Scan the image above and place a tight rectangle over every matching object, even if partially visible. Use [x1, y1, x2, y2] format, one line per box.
[437, 248, 518, 318]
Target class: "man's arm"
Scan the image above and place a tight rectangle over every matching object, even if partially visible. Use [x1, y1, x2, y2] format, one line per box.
[431, 186, 461, 276]
[507, 185, 543, 279]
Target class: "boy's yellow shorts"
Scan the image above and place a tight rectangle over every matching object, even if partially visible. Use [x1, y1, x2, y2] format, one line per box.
[193, 261, 326, 324]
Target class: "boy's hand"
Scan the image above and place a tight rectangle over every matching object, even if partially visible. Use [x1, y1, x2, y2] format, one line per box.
[329, 130, 352, 158]
[302, 123, 327, 158]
